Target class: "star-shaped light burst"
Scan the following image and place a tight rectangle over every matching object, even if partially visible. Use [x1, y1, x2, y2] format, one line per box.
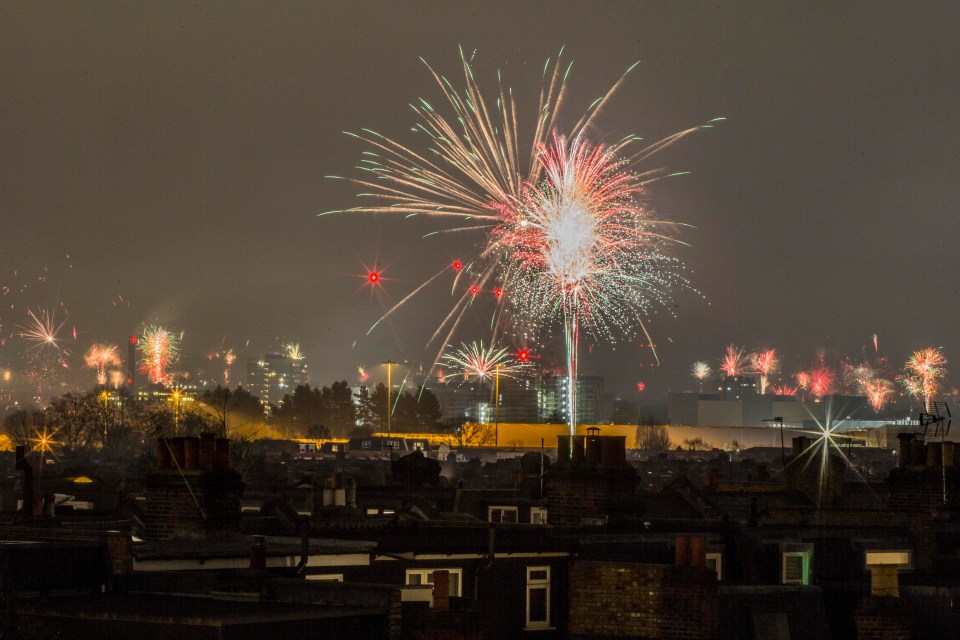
[31, 426, 60, 460]
[788, 398, 880, 508]
[19, 308, 68, 358]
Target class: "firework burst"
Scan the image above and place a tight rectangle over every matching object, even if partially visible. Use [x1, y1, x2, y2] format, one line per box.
[866, 378, 894, 412]
[808, 366, 836, 398]
[332, 49, 715, 434]
[18, 307, 70, 402]
[19, 307, 68, 358]
[285, 343, 305, 361]
[752, 348, 778, 394]
[719, 345, 753, 378]
[901, 347, 947, 411]
[439, 340, 529, 384]
[691, 361, 712, 381]
[83, 343, 121, 386]
[770, 385, 798, 397]
[139, 324, 180, 386]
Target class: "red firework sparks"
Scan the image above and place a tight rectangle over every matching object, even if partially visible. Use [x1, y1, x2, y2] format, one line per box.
[808, 366, 836, 398]
[769, 385, 797, 397]
[720, 345, 752, 378]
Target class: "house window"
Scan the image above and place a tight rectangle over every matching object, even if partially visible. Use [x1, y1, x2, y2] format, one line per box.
[782, 551, 811, 585]
[387, 440, 400, 449]
[405, 568, 462, 597]
[525, 566, 551, 629]
[330, 444, 338, 452]
[530, 507, 548, 525]
[488, 506, 518, 523]
[361, 440, 371, 449]
[705, 552, 722, 580]
[306, 573, 344, 582]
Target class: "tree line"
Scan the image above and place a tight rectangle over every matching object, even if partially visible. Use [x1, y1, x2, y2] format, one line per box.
[0, 381, 446, 457]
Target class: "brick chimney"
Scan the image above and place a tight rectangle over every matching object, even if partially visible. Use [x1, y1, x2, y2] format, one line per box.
[142, 434, 244, 539]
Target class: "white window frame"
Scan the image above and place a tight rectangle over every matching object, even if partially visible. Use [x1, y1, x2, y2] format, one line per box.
[361, 440, 371, 449]
[705, 552, 722, 581]
[782, 551, 811, 585]
[525, 565, 551, 630]
[530, 507, 548, 525]
[488, 506, 519, 524]
[405, 568, 463, 597]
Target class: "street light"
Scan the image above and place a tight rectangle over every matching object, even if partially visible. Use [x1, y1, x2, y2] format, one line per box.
[171, 387, 183, 432]
[494, 364, 500, 447]
[382, 360, 398, 434]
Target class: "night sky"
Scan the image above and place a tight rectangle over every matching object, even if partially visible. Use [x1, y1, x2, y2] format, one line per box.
[3, 2, 960, 399]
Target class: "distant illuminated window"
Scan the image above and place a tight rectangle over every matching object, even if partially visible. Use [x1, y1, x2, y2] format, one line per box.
[488, 506, 518, 523]
[406, 568, 462, 596]
[525, 566, 551, 629]
[782, 551, 811, 585]
[705, 552, 722, 580]
[530, 507, 548, 525]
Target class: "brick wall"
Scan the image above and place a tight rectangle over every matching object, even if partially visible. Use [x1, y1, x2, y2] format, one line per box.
[854, 596, 911, 640]
[142, 469, 243, 539]
[887, 467, 959, 514]
[569, 561, 718, 639]
[545, 469, 635, 527]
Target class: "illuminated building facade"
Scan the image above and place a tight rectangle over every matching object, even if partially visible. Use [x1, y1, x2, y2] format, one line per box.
[537, 375, 603, 425]
[246, 353, 309, 406]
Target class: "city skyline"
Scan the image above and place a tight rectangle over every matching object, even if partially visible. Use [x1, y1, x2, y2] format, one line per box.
[3, 3, 960, 400]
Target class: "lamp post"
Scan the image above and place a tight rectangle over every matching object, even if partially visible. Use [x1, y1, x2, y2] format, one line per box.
[764, 416, 785, 467]
[382, 360, 398, 434]
[494, 364, 500, 447]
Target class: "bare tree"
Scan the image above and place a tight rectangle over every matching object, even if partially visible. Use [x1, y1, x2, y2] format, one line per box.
[635, 424, 671, 451]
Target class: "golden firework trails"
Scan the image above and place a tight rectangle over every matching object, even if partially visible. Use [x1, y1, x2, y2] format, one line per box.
[439, 340, 528, 384]
[330, 48, 718, 434]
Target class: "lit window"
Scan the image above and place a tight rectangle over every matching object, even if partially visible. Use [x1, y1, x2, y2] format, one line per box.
[405, 568, 462, 596]
[488, 506, 519, 523]
[530, 507, 548, 525]
[782, 551, 811, 585]
[705, 552, 722, 580]
[306, 573, 344, 582]
[525, 566, 551, 629]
